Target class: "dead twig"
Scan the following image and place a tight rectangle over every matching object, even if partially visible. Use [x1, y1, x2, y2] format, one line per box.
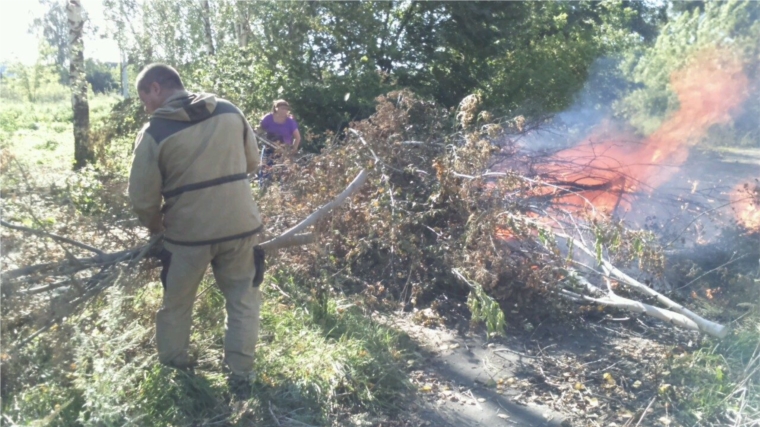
[634, 396, 657, 427]
[268, 401, 282, 427]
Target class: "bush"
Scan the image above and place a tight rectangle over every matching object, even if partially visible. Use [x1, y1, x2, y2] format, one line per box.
[85, 59, 119, 94]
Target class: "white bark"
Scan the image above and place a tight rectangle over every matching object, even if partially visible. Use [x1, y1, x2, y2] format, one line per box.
[562, 234, 729, 338]
[258, 170, 369, 252]
[260, 233, 315, 252]
[201, 0, 215, 55]
[563, 272, 703, 332]
[120, 50, 129, 98]
[67, 0, 91, 169]
[235, 0, 251, 48]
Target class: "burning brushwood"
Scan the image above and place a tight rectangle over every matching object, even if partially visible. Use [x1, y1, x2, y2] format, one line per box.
[1, 170, 368, 350]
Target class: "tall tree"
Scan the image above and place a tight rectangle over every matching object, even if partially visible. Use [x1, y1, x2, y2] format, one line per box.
[31, 0, 70, 81]
[234, 0, 252, 48]
[201, 0, 215, 55]
[104, 0, 668, 135]
[67, 0, 92, 169]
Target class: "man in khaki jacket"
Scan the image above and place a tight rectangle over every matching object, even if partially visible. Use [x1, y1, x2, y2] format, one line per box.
[128, 63, 262, 383]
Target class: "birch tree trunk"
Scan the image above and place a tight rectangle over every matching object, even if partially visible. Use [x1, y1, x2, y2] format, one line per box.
[67, 0, 92, 169]
[235, 0, 251, 48]
[120, 50, 129, 98]
[201, 0, 215, 55]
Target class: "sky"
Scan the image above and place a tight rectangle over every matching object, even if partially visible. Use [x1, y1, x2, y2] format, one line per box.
[0, 0, 121, 65]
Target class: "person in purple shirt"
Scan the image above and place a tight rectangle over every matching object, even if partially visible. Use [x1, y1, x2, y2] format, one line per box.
[257, 99, 301, 152]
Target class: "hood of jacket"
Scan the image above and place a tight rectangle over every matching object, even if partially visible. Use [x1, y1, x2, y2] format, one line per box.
[151, 90, 219, 122]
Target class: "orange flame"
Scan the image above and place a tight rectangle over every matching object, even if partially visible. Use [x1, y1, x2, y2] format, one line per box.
[731, 182, 760, 231]
[540, 48, 749, 216]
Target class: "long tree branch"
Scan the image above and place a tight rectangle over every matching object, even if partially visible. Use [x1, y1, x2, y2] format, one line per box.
[1, 247, 138, 281]
[562, 271, 701, 332]
[1, 220, 104, 255]
[558, 232, 728, 338]
[561, 288, 701, 333]
[258, 169, 368, 252]
[3, 171, 369, 282]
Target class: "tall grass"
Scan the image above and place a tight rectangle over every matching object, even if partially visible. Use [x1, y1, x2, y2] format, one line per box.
[660, 310, 760, 425]
[2, 268, 415, 426]
[0, 90, 121, 173]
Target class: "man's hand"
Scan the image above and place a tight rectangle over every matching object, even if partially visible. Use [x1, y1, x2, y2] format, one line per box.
[147, 216, 164, 236]
[148, 237, 165, 259]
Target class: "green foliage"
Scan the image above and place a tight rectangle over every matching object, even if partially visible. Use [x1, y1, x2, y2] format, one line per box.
[260, 272, 414, 419]
[401, 1, 656, 117]
[30, 0, 71, 79]
[85, 59, 119, 94]
[102, 0, 667, 141]
[187, 41, 393, 146]
[64, 165, 106, 215]
[662, 321, 760, 424]
[616, 0, 760, 147]
[2, 60, 68, 103]
[466, 277, 507, 339]
[90, 97, 148, 173]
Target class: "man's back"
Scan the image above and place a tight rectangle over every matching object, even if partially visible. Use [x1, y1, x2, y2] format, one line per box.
[129, 91, 262, 245]
[129, 63, 264, 380]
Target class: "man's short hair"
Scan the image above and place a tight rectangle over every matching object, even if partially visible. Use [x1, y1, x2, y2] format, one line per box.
[135, 63, 185, 92]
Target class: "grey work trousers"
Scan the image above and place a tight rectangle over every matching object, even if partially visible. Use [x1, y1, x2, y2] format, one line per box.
[156, 234, 261, 375]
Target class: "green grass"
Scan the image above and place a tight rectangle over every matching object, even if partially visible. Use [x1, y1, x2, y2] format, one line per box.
[662, 313, 760, 425]
[2, 270, 415, 426]
[0, 93, 121, 170]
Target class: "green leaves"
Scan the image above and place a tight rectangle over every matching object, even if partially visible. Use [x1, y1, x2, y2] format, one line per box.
[466, 278, 507, 339]
[101, 1, 666, 139]
[616, 0, 760, 146]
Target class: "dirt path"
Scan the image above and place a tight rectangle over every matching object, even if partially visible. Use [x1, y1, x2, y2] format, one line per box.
[386, 308, 700, 427]
[387, 313, 568, 427]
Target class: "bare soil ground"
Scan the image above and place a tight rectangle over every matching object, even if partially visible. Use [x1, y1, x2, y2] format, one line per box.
[389, 307, 704, 427]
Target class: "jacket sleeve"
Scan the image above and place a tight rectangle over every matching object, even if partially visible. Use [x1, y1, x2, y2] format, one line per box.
[128, 129, 164, 233]
[243, 116, 260, 174]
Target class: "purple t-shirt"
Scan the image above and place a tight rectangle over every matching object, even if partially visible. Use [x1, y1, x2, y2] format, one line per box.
[260, 113, 298, 145]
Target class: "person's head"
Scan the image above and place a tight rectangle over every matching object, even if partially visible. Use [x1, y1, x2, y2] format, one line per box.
[135, 63, 185, 113]
[272, 99, 290, 116]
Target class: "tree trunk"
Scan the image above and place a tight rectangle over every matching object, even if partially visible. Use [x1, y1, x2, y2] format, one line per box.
[67, 0, 92, 170]
[201, 0, 215, 55]
[120, 49, 129, 98]
[235, 0, 251, 48]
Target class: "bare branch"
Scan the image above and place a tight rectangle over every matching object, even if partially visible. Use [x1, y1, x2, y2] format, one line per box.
[259, 169, 368, 252]
[560, 232, 728, 338]
[1, 220, 104, 255]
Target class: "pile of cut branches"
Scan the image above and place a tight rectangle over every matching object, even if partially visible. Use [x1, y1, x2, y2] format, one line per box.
[3, 89, 750, 363]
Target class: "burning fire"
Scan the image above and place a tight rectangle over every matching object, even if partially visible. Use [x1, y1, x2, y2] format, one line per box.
[731, 182, 760, 231]
[538, 48, 750, 217]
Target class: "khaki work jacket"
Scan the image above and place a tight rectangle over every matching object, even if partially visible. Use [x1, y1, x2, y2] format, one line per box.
[128, 91, 262, 245]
